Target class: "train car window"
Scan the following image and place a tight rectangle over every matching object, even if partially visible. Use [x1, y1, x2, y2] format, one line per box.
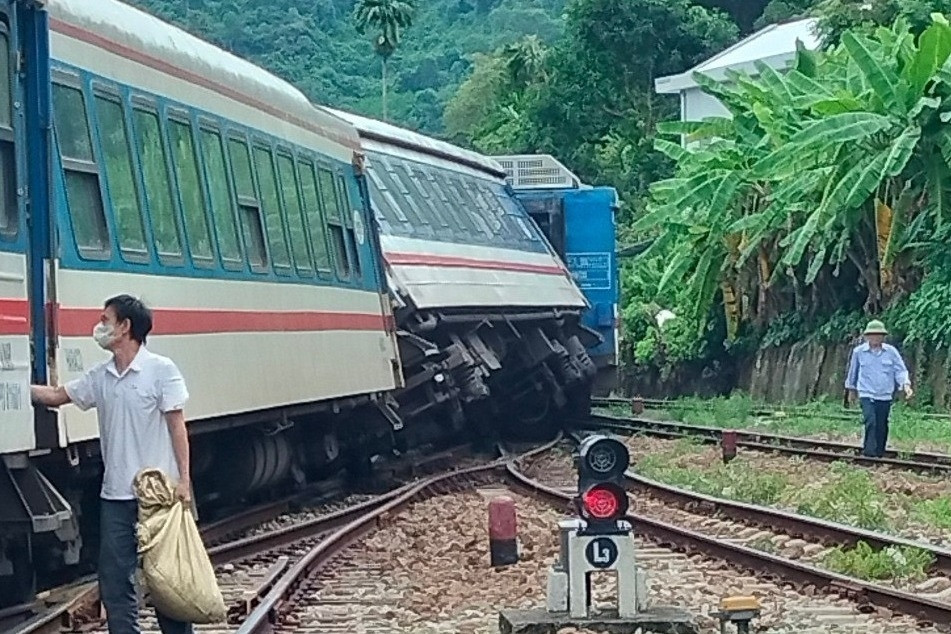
[446, 175, 495, 237]
[94, 95, 149, 259]
[381, 158, 431, 229]
[277, 153, 313, 277]
[482, 182, 530, 241]
[316, 166, 349, 279]
[437, 172, 490, 240]
[402, 164, 448, 230]
[168, 120, 213, 264]
[52, 84, 94, 161]
[227, 138, 266, 269]
[252, 146, 291, 272]
[335, 175, 361, 277]
[52, 83, 109, 255]
[198, 129, 242, 264]
[366, 168, 408, 224]
[297, 159, 332, 273]
[421, 167, 474, 237]
[0, 33, 9, 131]
[133, 109, 182, 260]
[464, 180, 504, 236]
[0, 32, 14, 240]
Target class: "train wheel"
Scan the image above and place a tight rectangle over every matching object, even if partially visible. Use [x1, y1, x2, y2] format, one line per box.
[0, 536, 36, 607]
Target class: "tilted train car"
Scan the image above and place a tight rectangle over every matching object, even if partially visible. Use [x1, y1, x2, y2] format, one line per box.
[328, 109, 600, 442]
[0, 0, 403, 602]
[493, 155, 620, 396]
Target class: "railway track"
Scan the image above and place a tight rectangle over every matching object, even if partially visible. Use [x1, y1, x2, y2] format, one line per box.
[584, 409, 951, 473]
[3, 442, 476, 634]
[513, 436, 951, 629]
[229, 440, 559, 634]
[592, 396, 951, 423]
[13, 433, 951, 633]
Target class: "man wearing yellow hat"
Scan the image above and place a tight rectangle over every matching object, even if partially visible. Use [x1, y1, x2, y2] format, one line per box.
[844, 320, 913, 457]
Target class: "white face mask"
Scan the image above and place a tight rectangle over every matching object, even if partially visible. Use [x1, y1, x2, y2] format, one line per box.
[93, 322, 116, 350]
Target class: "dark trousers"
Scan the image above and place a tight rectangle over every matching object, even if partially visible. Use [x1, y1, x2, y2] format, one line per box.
[859, 397, 892, 458]
[99, 499, 193, 634]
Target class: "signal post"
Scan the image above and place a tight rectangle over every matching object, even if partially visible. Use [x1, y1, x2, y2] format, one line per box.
[499, 434, 698, 634]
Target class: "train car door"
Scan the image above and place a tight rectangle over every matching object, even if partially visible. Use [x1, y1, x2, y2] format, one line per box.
[0, 3, 32, 449]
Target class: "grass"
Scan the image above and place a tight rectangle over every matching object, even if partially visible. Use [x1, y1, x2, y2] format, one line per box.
[822, 542, 934, 583]
[636, 444, 789, 506]
[911, 497, 951, 529]
[793, 462, 889, 530]
[636, 445, 896, 531]
[607, 393, 951, 452]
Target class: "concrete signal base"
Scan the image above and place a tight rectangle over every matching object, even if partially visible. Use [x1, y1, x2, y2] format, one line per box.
[498, 606, 699, 634]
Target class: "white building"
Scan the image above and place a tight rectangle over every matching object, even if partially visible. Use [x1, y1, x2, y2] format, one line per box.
[654, 18, 821, 124]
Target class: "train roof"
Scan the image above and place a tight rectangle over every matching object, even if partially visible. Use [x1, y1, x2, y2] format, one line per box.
[47, 0, 360, 151]
[325, 108, 507, 179]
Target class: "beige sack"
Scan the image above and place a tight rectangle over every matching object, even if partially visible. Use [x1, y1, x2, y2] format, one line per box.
[133, 468, 227, 624]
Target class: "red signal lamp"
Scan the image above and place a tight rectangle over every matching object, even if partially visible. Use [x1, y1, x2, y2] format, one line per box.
[580, 482, 628, 521]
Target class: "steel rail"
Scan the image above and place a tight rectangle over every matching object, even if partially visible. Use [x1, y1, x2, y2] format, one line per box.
[592, 396, 951, 422]
[503, 453, 951, 627]
[567, 428, 951, 575]
[584, 411, 951, 472]
[234, 437, 562, 634]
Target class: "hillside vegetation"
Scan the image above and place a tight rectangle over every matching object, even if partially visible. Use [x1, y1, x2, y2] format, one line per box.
[129, 0, 566, 134]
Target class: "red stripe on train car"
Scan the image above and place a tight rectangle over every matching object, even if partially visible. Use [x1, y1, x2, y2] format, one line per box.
[0, 297, 30, 336]
[48, 19, 359, 151]
[384, 252, 566, 275]
[56, 306, 389, 337]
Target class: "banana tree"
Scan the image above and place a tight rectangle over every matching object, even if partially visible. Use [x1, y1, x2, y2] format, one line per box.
[637, 14, 951, 340]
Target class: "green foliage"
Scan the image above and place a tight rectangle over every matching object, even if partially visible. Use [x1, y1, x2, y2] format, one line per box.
[353, 0, 414, 60]
[129, 0, 567, 133]
[796, 462, 890, 529]
[912, 496, 951, 528]
[815, 0, 951, 45]
[635, 16, 951, 368]
[822, 541, 934, 581]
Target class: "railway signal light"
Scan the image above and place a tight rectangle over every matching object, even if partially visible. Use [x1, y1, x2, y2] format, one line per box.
[576, 435, 630, 533]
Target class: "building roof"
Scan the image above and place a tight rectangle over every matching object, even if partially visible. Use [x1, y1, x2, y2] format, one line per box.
[655, 17, 820, 94]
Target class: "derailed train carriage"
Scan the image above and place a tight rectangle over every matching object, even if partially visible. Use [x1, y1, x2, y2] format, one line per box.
[329, 109, 600, 443]
[0, 0, 600, 604]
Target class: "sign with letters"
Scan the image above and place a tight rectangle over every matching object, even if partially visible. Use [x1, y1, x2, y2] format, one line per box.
[566, 252, 611, 291]
[585, 537, 619, 569]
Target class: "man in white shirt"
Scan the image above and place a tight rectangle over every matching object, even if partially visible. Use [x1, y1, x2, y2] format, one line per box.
[31, 295, 193, 634]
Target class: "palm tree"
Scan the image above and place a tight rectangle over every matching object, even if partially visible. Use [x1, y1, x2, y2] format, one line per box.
[353, 0, 415, 120]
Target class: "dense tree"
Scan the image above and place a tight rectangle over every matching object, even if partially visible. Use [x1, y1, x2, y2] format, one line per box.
[129, 0, 568, 132]
[637, 16, 951, 344]
[353, 0, 415, 120]
[815, 0, 951, 44]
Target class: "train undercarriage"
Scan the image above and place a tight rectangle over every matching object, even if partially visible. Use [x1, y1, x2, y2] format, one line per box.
[0, 302, 598, 607]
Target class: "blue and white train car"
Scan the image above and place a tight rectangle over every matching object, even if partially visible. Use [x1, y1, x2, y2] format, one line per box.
[493, 155, 619, 395]
[0, 0, 402, 602]
[329, 110, 600, 437]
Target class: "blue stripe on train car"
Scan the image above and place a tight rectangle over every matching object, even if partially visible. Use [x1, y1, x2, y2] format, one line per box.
[513, 186, 619, 394]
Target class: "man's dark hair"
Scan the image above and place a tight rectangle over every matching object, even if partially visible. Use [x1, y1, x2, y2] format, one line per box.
[104, 295, 153, 344]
